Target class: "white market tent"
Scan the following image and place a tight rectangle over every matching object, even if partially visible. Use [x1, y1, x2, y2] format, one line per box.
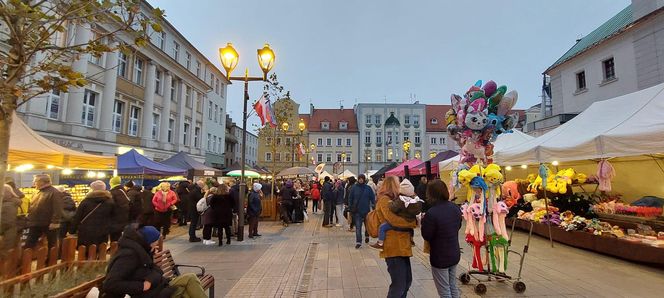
[438, 130, 535, 171]
[338, 169, 356, 180]
[494, 82, 664, 165]
[318, 170, 335, 180]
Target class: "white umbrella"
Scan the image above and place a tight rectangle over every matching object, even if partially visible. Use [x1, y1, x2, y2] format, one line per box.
[318, 170, 335, 180]
[338, 169, 356, 180]
[276, 166, 316, 177]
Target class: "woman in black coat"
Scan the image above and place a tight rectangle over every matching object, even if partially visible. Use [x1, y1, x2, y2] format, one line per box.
[202, 184, 235, 246]
[102, 224, 175, 298]
[70, 181, 116, 247]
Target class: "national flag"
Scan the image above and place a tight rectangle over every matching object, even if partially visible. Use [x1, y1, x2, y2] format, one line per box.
[253, 94, 269, 126]
[266, 98, 277, 128]
[297, 143, 306, 157]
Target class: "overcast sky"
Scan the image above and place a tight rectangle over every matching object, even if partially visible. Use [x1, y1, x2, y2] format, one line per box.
[150, 0, 630, 131]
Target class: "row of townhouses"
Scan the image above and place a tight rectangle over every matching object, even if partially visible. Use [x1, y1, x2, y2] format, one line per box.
[13, 0, 231, 168]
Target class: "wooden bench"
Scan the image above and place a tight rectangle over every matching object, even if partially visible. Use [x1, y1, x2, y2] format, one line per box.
[154, 249, 215, 297]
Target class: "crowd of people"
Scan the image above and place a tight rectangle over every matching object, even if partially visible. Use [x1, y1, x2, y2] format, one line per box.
[1, 172, 463, 297]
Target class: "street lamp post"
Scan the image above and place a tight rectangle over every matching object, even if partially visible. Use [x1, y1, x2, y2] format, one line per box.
[308, 143, 316, 168]
[282, 121, 290, 168]
[295, 119, 305, 167]
[403, 140, 412, 161]
[219, 42, 275, 241]
[341, 152, 346, 174]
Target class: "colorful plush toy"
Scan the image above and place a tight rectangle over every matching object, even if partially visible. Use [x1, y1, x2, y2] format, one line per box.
[501, 181, 520, 208]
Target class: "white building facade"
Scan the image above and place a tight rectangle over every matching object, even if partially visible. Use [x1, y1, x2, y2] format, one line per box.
[232, 123, 258, 167]
[16, 0, 227, 162]
[529, 1, 664, 135]
[355, 103, 426, 174]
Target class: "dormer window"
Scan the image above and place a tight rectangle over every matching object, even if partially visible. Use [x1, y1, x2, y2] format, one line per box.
[321, 121, 330, 130]
[431, 118, 438, 125]
[339, 121, 348, 130]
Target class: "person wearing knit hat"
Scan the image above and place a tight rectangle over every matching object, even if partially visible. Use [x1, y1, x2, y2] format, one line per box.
[139, 225, 161, 245]
[370, 178, 423, 250]
[69, 180, 114, 247]
[109, 176, 130, 242]
[247, 183, 263, 238]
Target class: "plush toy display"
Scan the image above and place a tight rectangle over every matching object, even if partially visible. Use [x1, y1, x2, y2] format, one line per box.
[448, 80, 521, 274]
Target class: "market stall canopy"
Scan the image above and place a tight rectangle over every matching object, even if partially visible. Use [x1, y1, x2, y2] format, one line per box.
[370, 162, 398, 180]
[384, 159, 422, 177]
[226, 170, 260, 178]
[495, 82, 664, 165]
[9, 113, 115, 169]
[410, 150, 458, 175]
[159, 176, 188, 182]
[439, 130, 535, 171]
[318, 170, 334, 180]
[338, 169, 356, 180]
[161, 151, 222, 177]
[117, 149, 186, 176]
[222, 162, 256, 173]
[276, 166, 316, 177]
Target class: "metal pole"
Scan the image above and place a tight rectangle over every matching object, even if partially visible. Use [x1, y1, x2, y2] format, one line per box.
[237, 69, 249, 242]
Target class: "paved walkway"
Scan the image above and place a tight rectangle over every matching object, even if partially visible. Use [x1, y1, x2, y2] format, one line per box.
[164, 211, 664, 297]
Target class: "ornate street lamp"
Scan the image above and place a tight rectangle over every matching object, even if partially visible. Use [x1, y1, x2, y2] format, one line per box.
[403, 140, 412, 160]
[429, 152, 437, 159]
[341, 152, 347, 173]
[219, 42, 275, 241]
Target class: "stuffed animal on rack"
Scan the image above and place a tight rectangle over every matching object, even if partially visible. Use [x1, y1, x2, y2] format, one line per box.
[492, 201, 510, 240]
[501, 181, 521, 208]
[488, 234, 509, 273]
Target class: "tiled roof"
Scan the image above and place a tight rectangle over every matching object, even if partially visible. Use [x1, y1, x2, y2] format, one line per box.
[546, 5, 634, 72]
[308, 108, 358, 132]
[425, 104, 452, 132]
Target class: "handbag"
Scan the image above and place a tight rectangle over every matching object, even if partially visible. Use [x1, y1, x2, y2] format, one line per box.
[81, 203, 102, 224]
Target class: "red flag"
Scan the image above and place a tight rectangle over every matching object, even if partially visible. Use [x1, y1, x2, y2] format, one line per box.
[253, 94, 269, 126]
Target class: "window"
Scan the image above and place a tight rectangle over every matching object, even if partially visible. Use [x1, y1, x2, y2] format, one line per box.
[375, 150, 383, 162]
[326, 153, 332, 162]
[170, 78, 177, 101]
[365, 114, 372, 125]
[431, 137, 437, 144]
[375, 115, 382, 125]
[155, 70, 162, 94]
[207, 134, 212, 150]
[317, 138, 323, 147]
[337, 138, 342, 146]
[386, 131, 392, 144]
[183, 122, 190, 145]
[404, 114, 410, 125]
[431, 118, 438, 124]
[168, 119, 174, 143]
[376, 130, 382, 144]
[208, 101, 213, 120]
[321, 121, 330, 130]
[112, 100, 123, 133]
[326, 138, 332, 146]
[603, 57, 615, 81]
[196, 61, 201, 77]
[81, 90, 97, 127]
[152, 114, 160, 139]
[415, 131, 421, 144]
[404, 131, 409, 142]
[210, 74, 215, 87]
[337, 153, 342, 162]
[46, 89, 60, 120]
[215, 79, 220, 95]
[317, 153, 323, 162]
[346, 154, 351, 162]
[387, 148, 393, 161]
[214, 104, 219, 122]
[117, 52, 127, 77]
[213, 136, 217, 152]
[266, 152, 272, 161]
[275, 153, 281, 161]
[286, 137, 292, 146]
[157, 31, 165, 50]
[276, 137, 281, 145]
[395, 131, 400, 144]
[576, 71, 586, 90]
[365, 133, 371, 144]
[185, 86, 192, 107]
[441, 138, 446, 145]
[133, 58, 144, 85]
[128, 106, 140, 136]
[194, 126, 200, 147]
[346, 138, 351, 146]
[185, 52, 191, 69]
[339, 121, 348, 130]
[172, 41, 180, 60]
[413, 115, 420, 126]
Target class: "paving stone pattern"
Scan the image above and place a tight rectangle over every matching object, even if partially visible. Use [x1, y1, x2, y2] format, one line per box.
[165, 211, 664, 297]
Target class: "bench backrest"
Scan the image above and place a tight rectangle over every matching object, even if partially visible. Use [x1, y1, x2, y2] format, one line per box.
[153, 249, 177, 279]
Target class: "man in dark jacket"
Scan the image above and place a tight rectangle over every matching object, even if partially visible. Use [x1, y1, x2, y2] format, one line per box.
[109, 176, 130, 241]
[70, 180, 115, 247]
[139, 186, 155, 226]
[321, 177, 334, 227]
[175, 181, 191, 226]
[126, 181, 143, 223]
[247, 183, 263, 238]
[55, 185, 76, 240]
[421, 180, 462, 298]
[25, 174, 63, 249]
[187, 179, 204, 242]
[416, 176, 429, 212]
[280, 180, 296, 224]
[348, 174, 375, 248]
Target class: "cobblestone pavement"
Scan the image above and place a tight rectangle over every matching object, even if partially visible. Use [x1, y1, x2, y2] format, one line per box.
[164, 211, 664, 297]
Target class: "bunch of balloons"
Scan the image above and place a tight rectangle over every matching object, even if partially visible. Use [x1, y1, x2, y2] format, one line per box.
[446, 80, 520, 165]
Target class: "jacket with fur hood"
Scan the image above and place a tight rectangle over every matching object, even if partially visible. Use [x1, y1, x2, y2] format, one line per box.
[70, 190, 116, 246]
[388, 179, 424, 221]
